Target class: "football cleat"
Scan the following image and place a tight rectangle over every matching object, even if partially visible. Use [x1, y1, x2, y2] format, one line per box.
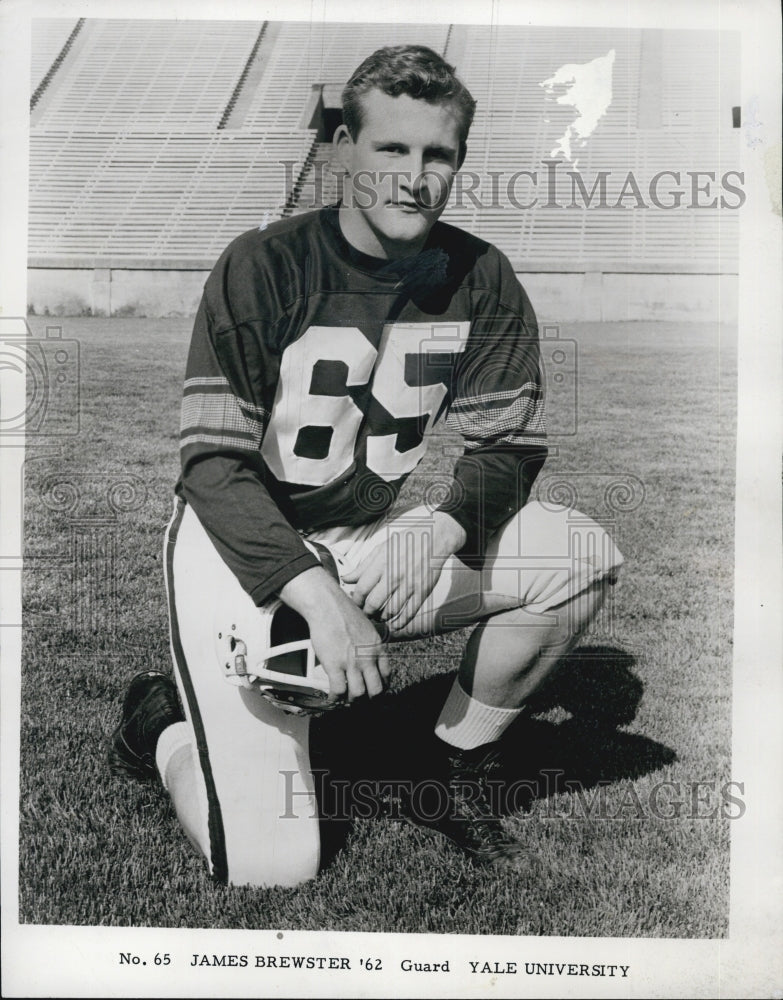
[214, 540, 348, 715]
[108, 671, 185, 780]
[400, 740, 525, 866]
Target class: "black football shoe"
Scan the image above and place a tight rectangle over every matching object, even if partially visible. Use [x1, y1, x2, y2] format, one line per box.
[400, 739, 525, 867]
[108, 671, 185, 781]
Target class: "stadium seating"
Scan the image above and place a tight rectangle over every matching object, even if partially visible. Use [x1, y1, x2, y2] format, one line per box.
[30, 18, 81, 105]
[29, 130, 312, 259]
[440, 25, 739, 270]
[32, 19, 264, 130]
[29, 18, 739, 275]
[242, 22, 450, 129]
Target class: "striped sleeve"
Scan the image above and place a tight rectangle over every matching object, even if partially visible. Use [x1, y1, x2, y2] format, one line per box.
[447, 377, 547, 450]
[180, 375, 268, 452]
[437, 265, 548, 561]
[177, 296, 320, 604]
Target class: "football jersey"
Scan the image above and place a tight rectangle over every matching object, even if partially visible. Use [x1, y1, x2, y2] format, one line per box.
[177, 206, 547, 606]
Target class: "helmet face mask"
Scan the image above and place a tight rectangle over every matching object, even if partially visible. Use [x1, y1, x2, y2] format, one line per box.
[214, 543, 341, 714]
[255, 600, 332, 709]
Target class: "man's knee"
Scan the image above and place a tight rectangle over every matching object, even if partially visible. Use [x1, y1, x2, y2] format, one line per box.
[493, 502, 621, 566]
[485, 502, 624, 612]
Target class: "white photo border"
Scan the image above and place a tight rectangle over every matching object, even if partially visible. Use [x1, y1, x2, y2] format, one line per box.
[2, 0, 781, 997]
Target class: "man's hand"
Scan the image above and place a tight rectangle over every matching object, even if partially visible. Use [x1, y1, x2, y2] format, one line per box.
[343, 511, 467, 633]
[279, 566, 389, 704]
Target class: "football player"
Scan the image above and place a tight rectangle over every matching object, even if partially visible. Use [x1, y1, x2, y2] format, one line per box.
[109, 45, 623, 886]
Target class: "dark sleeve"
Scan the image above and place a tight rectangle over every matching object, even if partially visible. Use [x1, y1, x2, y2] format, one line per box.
[178, 294, 319, 605]
[437, 257, 548, 562]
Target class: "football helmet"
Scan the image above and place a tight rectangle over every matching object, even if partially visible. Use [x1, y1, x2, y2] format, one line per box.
[214, 540, 347, 715]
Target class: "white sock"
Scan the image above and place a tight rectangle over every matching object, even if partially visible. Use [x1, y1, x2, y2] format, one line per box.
[434, 678, 524, 750]
[155, 721, 191, 789]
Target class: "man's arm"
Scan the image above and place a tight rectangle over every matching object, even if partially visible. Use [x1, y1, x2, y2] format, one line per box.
[437, 261, 548, 561]
[179, 297, 321, 604]
[180, 294, 387, 700]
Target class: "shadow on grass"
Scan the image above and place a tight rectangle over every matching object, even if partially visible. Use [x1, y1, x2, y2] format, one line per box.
[312, 645, 676, 868]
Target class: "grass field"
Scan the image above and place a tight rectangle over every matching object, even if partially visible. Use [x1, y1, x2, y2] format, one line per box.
[19, 315, 736, 936]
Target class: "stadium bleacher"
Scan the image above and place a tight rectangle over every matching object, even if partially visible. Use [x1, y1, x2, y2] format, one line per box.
[28, 18, 741, 316]
[440, 25, 739, 270]
[32, 19, 264, 131]
[31, 19, 81, 91]
[30, 130, 313, 260]
[242, 22, 450, 129]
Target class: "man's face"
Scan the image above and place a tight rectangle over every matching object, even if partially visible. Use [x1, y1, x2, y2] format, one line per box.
[335, 89, 464, 258]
